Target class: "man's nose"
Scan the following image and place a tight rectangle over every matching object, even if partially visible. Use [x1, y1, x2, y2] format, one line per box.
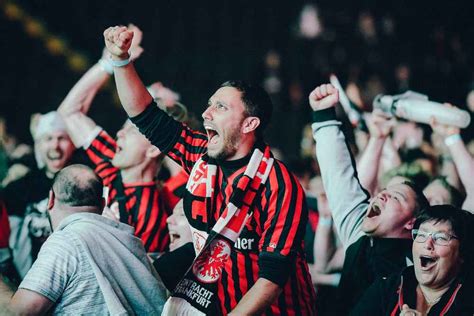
[50, 138, 60, 148]
[202, 107, 213, 121]
[378, 191, 388, 202]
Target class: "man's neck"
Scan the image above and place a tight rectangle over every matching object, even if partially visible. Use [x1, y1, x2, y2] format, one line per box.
[120, 163, 157, 183]
[225, 136, 258, 161]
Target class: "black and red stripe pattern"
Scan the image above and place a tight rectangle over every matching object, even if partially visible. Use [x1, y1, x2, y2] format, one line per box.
[132, 104, 315, 314]
[0, 202, 9, 248]
[86, 130, 170, 253]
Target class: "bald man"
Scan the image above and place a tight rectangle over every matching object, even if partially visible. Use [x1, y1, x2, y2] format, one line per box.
[0, 164, 166, 315]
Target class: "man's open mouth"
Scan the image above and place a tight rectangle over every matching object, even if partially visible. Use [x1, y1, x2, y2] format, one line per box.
[205, 126, 220, 145]
[419, 255, 438, 270]
[47, 151, 63, 160]
[170, 232, 181, 244]
[367, 204, 381, 218]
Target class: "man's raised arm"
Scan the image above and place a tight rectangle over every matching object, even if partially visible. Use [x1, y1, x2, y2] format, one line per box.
[58, 25, 144, 148]
[103, 26, 152, 117]
[309, 84, 370, 248]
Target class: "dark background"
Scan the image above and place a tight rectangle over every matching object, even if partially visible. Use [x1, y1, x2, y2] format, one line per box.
[2, 0, 474, 158]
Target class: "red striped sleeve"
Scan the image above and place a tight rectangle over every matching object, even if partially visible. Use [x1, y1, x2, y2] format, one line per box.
[167, 127, 208, 173]
[0, 202, 10, 248]
[85, 130, 119, 185]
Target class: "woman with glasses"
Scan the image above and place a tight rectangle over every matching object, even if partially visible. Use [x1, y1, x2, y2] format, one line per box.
[350, 205, 474, 315]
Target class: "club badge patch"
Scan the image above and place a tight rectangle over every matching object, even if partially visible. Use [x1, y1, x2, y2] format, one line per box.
[192, 239, 231, 283]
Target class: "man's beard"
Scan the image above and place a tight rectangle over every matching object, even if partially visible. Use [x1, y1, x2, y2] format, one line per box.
[209, 130, 240, 160]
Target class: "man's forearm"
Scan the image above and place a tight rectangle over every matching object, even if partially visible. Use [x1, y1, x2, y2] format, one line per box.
[0, 274, 14, 306]
[113, 63, 153, 117]
[58, 63, 110, 115]
[312, 121, 369, 248]
[357, 137, 386, 195]
[229, 278, 281, 315]
[448, 140, 474, 193]
[313, 217, 336, 273]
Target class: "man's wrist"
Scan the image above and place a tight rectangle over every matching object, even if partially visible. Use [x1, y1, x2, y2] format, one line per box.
[98, 59, 114, 74]
[108, 56, 131, 68]
[312, 107, 337, 123]
[318, 216, 333, 227]
[109, 52, 130, 61]
[369, 134, 388, 142]
[444, 134, 461, 147]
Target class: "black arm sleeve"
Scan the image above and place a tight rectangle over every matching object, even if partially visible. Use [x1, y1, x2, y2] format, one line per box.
[129, 103, 183, 154]
[153, 242, 195, 291]
[258, 251, 295, 287]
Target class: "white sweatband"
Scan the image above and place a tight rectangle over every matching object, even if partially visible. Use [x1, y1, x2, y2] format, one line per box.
[318, 216, 333, 227]
[444, 134, 462, 147]
[81, 126, 103, 149]
[108, 57, 131, 67]
[98, 58, 114, 74]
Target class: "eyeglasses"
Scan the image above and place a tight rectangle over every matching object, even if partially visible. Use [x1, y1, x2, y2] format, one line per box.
[412, 229, 458, 246]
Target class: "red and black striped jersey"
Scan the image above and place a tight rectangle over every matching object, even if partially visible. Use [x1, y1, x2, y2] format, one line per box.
[132, 105, 316, 315]
[161, 169, 189, 212]
[0, 202, 9, 248]
[86, 130, 170, 253]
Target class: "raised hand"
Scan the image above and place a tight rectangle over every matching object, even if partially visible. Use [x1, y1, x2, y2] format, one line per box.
[147, 82, 180, 107]
[430, 103, 461, 138]
[309, 83, 339, 111]
[127, 24, 144, 61]
[366, 109, 395, 139]
[103, 26, 134, 60]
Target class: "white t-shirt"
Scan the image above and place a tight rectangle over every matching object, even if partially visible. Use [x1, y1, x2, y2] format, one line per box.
[19, 229, 108, 315]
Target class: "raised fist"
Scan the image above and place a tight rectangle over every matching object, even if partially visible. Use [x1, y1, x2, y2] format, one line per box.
[366, 109, 395, 139]
[103, 26, 134, 60]
[309, 84, 339, 111]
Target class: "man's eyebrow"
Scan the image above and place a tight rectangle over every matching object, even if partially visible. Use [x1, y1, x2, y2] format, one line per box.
[393, 190, 407, 201]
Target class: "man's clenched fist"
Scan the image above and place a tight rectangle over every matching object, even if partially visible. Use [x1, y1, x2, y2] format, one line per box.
[309, 83, 339, 111]
[103, 26, 134, 60]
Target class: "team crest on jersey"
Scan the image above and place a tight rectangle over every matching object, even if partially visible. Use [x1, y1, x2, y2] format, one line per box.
[192, 239, 231, 283]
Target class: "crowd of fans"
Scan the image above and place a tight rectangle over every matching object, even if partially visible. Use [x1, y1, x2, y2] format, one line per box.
[0, 6, 473, 315]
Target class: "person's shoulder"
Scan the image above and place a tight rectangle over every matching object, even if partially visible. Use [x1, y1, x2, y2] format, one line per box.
[268, 159, 302, 184]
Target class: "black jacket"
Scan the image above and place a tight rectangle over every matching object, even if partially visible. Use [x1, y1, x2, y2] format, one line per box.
[336, 236, 413, 315]
[350, 266, 474, 315]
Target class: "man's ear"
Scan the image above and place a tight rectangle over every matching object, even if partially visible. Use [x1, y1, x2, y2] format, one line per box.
[242, 116, 260, 134]
[404, 217, 416, 231]
[145, 145, 161, 158]
[47, 190, 55, 210]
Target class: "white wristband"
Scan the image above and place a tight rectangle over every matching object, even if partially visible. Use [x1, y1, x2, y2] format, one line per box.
[98, 59, 114, 74]
[444, 134, 461, 147]
[318, 216, 333, 227]
[108, 57, 131, 68]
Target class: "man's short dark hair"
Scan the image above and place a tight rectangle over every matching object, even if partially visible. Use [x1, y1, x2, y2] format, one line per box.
[402, 180, 429, 216]
[414, 205, 474, 267]
[220, 80, 273, 138]
[52, 164, 103, 209]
